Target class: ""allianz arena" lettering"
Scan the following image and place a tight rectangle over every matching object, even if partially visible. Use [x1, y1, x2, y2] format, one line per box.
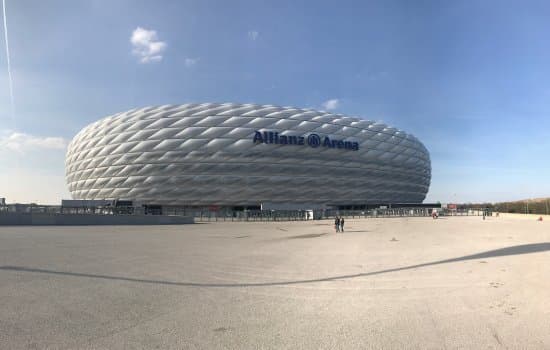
[253, 131, 359, 151]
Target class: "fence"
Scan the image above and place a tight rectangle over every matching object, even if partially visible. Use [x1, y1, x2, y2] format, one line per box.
[0, 203, 491, 223]
[192, 208, 490, 222]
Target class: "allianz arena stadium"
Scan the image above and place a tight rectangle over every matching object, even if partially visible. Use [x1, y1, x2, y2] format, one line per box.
[65, 103, 431, 209]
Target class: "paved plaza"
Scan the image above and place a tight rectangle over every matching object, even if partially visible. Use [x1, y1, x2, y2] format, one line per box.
[1, 216, 549, 349]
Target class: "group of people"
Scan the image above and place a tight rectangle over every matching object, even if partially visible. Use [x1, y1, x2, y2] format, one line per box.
[334, 216, 345, 232]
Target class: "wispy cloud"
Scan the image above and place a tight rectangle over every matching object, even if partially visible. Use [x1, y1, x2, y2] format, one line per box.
[0, 130, 67, 153]
[248, 30, 259, 41]
[130, 27, 167, 63]
[0, 130, 69, 203]
[184, 57, 199, 67]
[322, 98, 340, 111]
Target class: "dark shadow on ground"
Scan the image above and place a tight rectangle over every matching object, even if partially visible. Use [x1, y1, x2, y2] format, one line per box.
[1, 243, 549, 288]
[286, 233, 328, 239]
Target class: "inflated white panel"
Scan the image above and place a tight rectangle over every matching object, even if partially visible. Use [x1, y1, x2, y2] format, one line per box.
[66, 103, 431, 206]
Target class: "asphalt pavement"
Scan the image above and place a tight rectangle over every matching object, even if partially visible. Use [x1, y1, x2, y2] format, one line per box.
[1, 216, 549, 349]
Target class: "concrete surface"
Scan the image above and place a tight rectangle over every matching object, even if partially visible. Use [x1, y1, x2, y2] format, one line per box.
[496, 212, 550, 220]
[0, 216, 549, 349]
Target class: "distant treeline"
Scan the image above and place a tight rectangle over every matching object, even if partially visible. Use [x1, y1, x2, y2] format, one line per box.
[457, 199, 550, 215]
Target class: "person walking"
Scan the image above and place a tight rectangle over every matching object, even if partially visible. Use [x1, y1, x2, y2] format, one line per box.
[340, 217, 345, 232]
[334, 216, 340, 233]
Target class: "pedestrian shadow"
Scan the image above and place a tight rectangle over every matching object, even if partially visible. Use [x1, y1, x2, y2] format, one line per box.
[1, 243, 549, 288]
[286, 233, 328, 239]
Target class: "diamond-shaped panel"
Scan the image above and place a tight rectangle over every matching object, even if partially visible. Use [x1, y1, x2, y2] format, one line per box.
[66, 103, 431, 206]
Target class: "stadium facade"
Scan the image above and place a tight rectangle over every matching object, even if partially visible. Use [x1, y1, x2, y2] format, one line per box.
[66, 103, 431, 210]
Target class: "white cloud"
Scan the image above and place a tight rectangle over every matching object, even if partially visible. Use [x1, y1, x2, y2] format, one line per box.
[248, 30, 259, 41]
[184, 57, 199, 67]
[130, 27, 167, 63]
[322, 99, 340, 111]
[0, 130, 67, 154]
[0, 130, 70, 203]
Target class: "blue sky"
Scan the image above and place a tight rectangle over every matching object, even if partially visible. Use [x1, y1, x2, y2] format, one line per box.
[1, 0, 550, 203]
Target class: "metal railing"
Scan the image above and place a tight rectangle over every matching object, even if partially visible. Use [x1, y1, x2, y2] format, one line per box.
[192, 208, 489, 222]
[0, 203, 490, 222]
